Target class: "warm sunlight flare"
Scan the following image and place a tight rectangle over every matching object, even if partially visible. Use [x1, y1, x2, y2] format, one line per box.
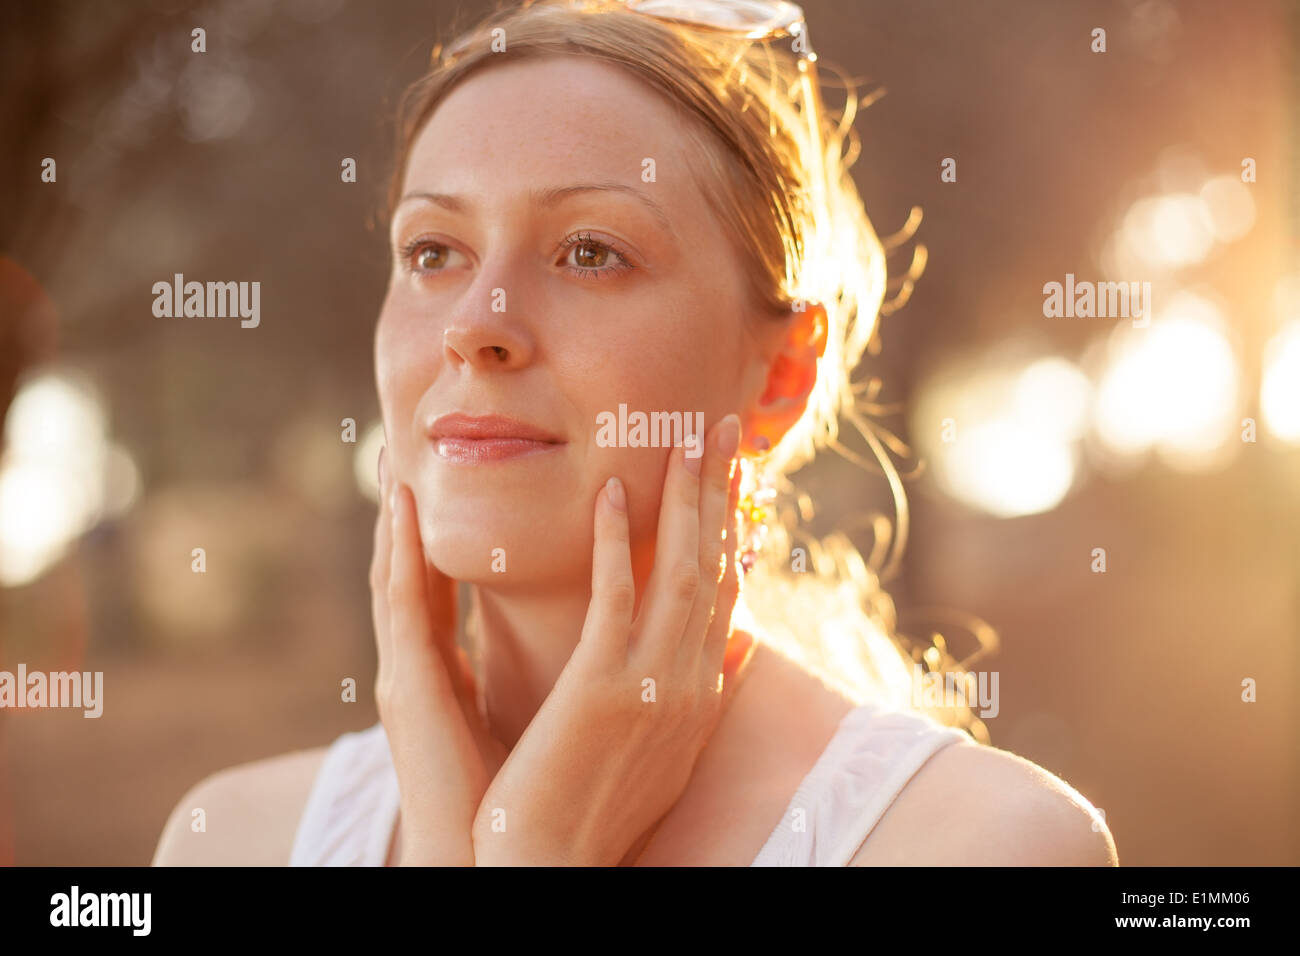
[917, 355, 1090, 518]
[1261, 319, 1300, 445]
[353, 419, 386, 502]
[1092, 294, 1241, 470]
[0, 372, 138, 587]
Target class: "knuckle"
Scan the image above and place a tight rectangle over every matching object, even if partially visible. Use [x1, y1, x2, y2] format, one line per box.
[673, 688, 702, 724]
[602, 577, 637, 615]
[678, 470, 700, 506]
[386, 567, 412, 605]
[701, 672, 724, 704]
[377, 678, 419, 719]
[672, 561, 701, 601]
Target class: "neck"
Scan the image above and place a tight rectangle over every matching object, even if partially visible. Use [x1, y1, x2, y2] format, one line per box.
[471, 583, 593, 751]
[468, 525, 657, 750]
[469, 564, 758, 753]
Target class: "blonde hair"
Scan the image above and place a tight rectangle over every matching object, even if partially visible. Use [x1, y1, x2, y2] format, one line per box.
[382, 0, 996, 742]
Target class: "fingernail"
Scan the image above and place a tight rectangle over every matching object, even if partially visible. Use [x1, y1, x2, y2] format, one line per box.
[605, 476, 626, 512]
[683, 438, 702, 475]
[716, 415, 741, 460]
[378, 446, 386, 490]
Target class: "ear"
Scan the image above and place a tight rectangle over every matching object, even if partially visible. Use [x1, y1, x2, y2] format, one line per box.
[739, 302, 827, 455]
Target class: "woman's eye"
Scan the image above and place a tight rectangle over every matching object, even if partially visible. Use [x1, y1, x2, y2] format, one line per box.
[398, 240, 464, 275]
[571, 240, 608, 269]
[562, 233, 632, 278]
[398, 235, 630, 279]
[415, 245, 448, 270]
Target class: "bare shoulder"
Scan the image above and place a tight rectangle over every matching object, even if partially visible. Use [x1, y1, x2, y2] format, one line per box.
[152, 747, 328, 866]
[851, 738, 1119, 866]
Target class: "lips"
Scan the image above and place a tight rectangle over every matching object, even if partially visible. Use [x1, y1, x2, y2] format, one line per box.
[426, 413, 565, 464]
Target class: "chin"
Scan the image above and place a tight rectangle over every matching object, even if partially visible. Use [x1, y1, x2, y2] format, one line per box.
[418, 511, 586, 587]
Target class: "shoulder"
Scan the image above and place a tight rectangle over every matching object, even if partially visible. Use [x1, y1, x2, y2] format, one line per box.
[851, 737, 1119, 866]
[152, 746, 328, 866]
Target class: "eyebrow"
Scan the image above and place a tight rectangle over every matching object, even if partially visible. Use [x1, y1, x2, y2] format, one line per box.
[397, 181, 677, 238]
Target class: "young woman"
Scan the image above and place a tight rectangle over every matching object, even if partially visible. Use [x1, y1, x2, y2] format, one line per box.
[154, 0, 1118, 866]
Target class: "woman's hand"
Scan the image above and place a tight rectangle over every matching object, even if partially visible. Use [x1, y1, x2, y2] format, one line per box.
[371, 449, 507, 866]
[470, 414, 754, 866]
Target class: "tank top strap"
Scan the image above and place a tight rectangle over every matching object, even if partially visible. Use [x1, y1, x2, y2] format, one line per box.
[289, 723, 399, 866]
[750, 701, 971, 866]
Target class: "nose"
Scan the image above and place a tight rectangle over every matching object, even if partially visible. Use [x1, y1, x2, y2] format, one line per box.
[442, 285, 535, 372]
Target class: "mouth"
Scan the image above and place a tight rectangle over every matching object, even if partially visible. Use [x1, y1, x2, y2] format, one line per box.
[427, 413, 566, 465]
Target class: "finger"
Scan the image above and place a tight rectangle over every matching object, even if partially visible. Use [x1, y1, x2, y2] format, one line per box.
[633, 439, 702, 659]
[578, 476, 636, 669]
[680, 414, 740, 658]
[454, 644, 500, 768]
[370, 447, 393, 677]
[387, 477, 477, 722]
[387, 483, 458, 699]
[717, 628, 755, 711]
[423, 543, 460, 680]
[391, 481, 469, 710]
[454, 646, 479, 712]
[698, 416, 741, 586]
[388, 480, 466, 709]
[699, 459, 744, 677]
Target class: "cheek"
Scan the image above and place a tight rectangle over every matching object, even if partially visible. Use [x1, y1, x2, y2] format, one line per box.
[374, 292, 440, 472]
[623, 448, 675, 548]
[565, 312, 730, 414]
[555, 298, 742, 525]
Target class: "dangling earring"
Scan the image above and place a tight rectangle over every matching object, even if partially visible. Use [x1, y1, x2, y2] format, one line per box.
[736, 436, 776, 575]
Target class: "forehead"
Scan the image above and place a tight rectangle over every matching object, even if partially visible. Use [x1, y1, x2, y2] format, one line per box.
[403, 55, 710, 205]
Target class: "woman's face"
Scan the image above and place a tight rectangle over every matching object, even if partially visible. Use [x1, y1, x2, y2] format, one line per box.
[376, 55, 778, 587]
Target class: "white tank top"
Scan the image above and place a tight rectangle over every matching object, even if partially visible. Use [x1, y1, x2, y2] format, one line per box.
[289, 699, 970, 866]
